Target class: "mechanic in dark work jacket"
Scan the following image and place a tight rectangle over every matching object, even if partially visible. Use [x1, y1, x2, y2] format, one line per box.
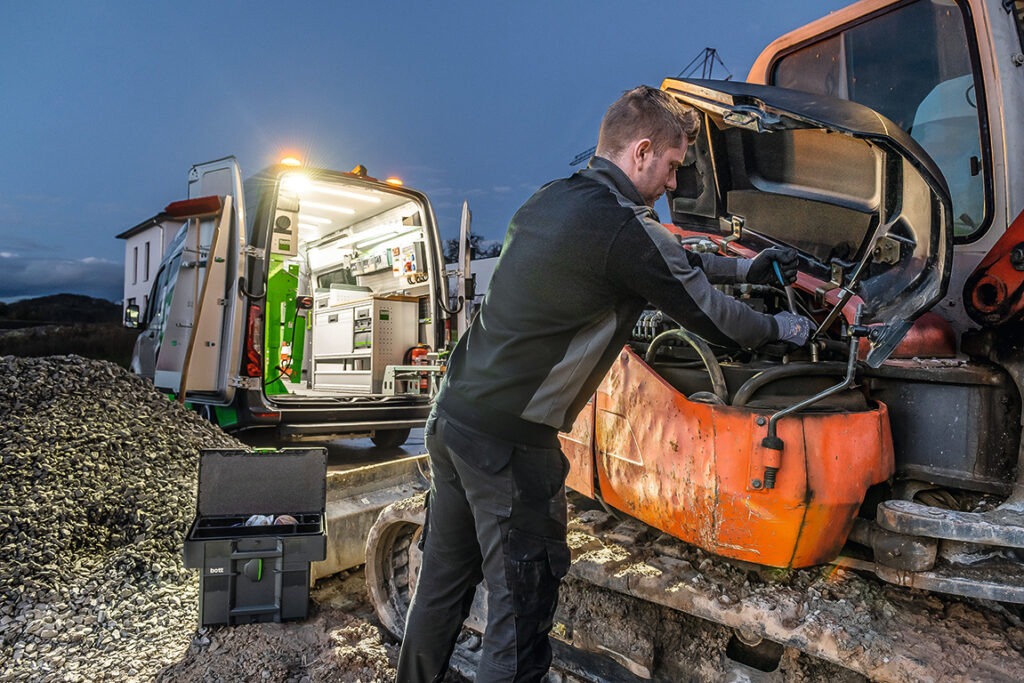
[397, 86, 811, 683]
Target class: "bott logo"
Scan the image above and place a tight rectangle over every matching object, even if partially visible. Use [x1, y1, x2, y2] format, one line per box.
[209, 567, 225, 574]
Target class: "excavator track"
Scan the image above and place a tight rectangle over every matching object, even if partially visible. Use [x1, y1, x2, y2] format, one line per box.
[366, 494, 1024, 682]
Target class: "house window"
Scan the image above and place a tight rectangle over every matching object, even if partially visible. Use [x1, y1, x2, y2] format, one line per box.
[144, 241, 151, 281]
[132, 246, 139, 285]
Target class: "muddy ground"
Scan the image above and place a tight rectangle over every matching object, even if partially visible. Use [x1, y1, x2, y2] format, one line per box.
[156, 569, 406, 683]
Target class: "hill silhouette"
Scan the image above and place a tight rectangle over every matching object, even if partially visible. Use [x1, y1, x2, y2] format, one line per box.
[0, 294, 120, 325]
[0, 294, 135, 366]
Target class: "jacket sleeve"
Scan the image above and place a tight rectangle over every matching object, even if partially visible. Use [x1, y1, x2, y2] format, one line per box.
[685, 250, 752, 284]
[605, 211, 777, 349]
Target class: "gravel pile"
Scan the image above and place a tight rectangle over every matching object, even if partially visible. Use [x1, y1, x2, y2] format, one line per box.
[0, 355, 242, 681]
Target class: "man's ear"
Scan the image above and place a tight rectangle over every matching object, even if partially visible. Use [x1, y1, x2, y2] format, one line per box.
[632, 138, 653, 169]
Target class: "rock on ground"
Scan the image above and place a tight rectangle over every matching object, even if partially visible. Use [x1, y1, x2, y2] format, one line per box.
[0, 355, 400, 682]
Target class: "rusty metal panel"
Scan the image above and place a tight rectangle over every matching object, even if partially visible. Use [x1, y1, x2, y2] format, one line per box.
[559, 398, 595, 498]
[592, 346, 894, 568]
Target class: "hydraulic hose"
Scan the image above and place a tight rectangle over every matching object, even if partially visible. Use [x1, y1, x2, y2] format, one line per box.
[731, 362, 849, 408]
[645, 328, 728, 404]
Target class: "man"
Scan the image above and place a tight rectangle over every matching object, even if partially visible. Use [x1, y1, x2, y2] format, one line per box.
[397, 85, 811, 682]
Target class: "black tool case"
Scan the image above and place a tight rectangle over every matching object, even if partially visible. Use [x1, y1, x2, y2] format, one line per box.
[183, 448, 327, 626]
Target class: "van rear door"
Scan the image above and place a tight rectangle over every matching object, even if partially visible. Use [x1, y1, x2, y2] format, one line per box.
[150, 195, 237, 402]
[176, 158, 247, 405]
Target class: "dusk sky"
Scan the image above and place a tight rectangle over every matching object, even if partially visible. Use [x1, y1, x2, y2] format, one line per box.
[1, 1, 849, 303]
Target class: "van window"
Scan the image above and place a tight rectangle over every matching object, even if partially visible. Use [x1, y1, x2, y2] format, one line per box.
[143, 232, 184, 329]
[771, 0, 988, 240]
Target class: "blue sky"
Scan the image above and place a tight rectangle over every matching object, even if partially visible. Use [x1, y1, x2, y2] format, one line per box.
[0, 1, 849, 302]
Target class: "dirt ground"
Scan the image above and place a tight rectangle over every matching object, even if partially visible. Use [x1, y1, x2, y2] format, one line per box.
[5, 356, 1022, 683]
[156, 569, 402, 683]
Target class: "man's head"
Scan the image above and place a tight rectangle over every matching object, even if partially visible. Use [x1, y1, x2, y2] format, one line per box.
[595, 86, 701, 207]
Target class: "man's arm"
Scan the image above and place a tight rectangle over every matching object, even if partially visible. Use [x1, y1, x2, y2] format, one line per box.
[605, 216, 779, 349]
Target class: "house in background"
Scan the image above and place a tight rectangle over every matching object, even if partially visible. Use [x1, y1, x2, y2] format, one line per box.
[115, 216, 179, 321]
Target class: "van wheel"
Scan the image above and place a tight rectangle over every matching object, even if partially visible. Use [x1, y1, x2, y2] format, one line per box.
[196, 404, 218, 426]
[371, 428, 411, 448]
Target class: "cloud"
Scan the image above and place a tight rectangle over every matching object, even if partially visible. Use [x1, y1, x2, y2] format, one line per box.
[0, 254, 123, 302]
[492, 186, 513, 193]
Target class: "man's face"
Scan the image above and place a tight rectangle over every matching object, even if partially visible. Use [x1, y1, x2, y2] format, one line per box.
[631, 139, 689, 207]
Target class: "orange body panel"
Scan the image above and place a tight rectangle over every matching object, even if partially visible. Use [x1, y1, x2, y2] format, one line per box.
[561, 347, 895, 568]
[562, 399, 595, 498]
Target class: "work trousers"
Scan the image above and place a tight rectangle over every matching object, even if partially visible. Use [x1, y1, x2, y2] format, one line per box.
[396, 407, 571, 683]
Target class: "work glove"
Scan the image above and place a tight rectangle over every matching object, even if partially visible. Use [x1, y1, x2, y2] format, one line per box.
[773, 311, 812, 346]
[747, 247, 799, 286]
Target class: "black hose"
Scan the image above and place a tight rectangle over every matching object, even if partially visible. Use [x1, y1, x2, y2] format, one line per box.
[438, 294, 464, 316]
[264, 303, 302, 386]
[644, 328, 729, 404]
[732, 362, 848, 408]
[239, 275, 267, 300]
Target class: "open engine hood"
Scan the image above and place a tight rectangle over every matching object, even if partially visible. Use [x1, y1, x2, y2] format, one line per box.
[663, 78, 953, 367]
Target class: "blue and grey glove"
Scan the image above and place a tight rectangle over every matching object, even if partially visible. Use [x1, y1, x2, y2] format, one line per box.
[747, 247, 799, 286]
[773, 311, 812, 346]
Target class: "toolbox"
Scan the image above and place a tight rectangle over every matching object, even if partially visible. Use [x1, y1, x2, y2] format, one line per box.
[183, 448, 327, 626]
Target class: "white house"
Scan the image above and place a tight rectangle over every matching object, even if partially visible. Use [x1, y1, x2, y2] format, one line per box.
[115, 215, 179, 321]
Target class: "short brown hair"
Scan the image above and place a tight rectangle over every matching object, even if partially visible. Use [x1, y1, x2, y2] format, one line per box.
[595, 86, 701, 158]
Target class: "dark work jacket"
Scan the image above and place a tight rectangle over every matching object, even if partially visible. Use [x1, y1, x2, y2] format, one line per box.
[437, 156, 777, 446]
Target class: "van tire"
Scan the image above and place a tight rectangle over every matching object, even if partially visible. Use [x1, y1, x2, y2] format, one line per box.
[371, 428, 411, 449]
[196, 404, 218, 426]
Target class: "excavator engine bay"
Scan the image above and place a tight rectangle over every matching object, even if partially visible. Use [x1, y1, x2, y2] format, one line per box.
[560, 230, 1024, 602]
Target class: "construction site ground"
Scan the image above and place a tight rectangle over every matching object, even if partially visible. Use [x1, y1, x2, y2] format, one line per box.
[3, 355, 1024, 682]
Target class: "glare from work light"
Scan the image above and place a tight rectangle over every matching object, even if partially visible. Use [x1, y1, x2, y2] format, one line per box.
[302, 200, 356, 215]
[281, 173, 311, 193]
[280, 156, 303, 167]
[385, 177, 404, 187]
[309, 183, 382, 203]
[301, 214, 332, 224]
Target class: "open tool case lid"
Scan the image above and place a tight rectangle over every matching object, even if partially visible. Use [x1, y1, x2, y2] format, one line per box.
[196, 448, 327, 517]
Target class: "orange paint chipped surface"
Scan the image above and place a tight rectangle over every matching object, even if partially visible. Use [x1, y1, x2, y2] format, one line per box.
[569, 346, 894, 569]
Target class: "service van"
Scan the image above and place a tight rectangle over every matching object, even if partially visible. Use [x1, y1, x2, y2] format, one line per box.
[126, 157, 449, 447]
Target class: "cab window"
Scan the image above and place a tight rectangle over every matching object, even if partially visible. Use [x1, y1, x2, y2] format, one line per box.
[771, 0, 988, 240]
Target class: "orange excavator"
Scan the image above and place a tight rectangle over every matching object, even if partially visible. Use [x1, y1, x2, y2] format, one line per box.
[366, 1, 1024, 679]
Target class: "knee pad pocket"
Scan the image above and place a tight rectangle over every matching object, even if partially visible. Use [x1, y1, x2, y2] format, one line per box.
[507, 528, 571, 619]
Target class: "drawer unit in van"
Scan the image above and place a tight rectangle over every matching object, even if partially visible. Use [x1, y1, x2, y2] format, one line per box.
[311, 297, 418, 393]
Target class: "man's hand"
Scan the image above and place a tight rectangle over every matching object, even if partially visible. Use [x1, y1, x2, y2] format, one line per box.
[773, 311, 812, 346]
[748, 247, 799, 286]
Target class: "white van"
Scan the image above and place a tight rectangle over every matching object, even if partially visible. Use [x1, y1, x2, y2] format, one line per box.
[126, 157, 449, 447]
